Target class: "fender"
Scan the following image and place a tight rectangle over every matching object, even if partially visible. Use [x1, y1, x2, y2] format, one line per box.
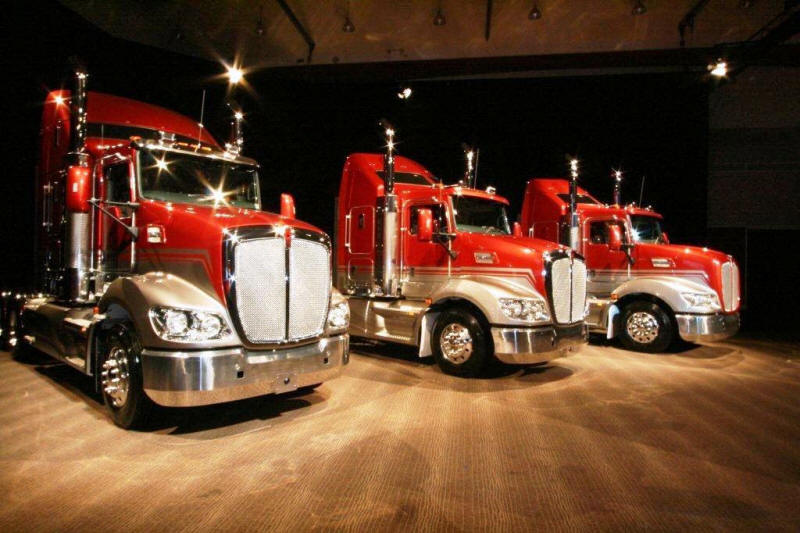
[416, 274, 548, 356]
[97, 272, 241, 351]
[612, 275, 717, 315]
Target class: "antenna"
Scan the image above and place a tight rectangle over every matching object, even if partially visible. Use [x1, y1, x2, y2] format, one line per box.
[639, 176, 646, 207]
[197, 89, 206, 150]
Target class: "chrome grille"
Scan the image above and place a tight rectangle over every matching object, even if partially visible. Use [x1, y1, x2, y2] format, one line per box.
[288, 239, 331, 340]
[550, 256, 587, 324]
[235, 238, 286, 342]
[233, 233, 331, 344]
[721, 261, 740, 312]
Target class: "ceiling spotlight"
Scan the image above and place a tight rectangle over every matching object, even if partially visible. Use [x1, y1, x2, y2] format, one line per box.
[397, 87, 413, 100]
[227, 66, 244, 84]
[256, 6, 265, 35]
[342, 16, 355, 32]
[528, 4, 542, 20]
[433, 8, 446, 26]
[739, 0, 753, 7]
[709, 59, 728, 77]
[632, 1, 647, 15]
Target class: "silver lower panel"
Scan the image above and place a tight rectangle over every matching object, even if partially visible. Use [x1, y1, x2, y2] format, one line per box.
[491, 323, 587, 365]
[676, 313, 740, 342]
[141, 334, 349, 407]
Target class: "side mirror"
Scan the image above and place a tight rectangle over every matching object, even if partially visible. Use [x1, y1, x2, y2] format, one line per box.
[280, 193, 296, 219]
[660, 231, 669, 244]
[608, 225, 623, 251]
[66, 165, 91, 213]
[417, 208, 433, 242]
[513, 222, 523, 237]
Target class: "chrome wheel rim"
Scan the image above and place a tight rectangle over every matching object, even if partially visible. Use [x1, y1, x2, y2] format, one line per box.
[626, 311, 660, 345]
[101, 346, 130, 408]
[439, 323, 473, 364]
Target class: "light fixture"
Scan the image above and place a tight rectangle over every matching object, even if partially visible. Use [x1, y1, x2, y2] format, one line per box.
[256, 6, 265, 35]
[632, 1, 647, 15]
[739, 0, 753, 7]
[227, 66, 244, 84]
[528, 4, 542, 20]
[433, 8, 446, 26]
[709, 59, 728, 77]
[397, 87, 412, 99]
[342, 0, 355, 32]
[54, 95, 65, 106]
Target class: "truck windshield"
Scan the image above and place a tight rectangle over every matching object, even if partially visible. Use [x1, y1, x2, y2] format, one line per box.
[451, 196, 511, 235]
[139, 149, 260, 209]
[630, 215, 665, 244]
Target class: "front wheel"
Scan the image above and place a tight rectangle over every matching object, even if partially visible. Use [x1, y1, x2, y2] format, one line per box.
[432, 308, 490, 377]
[618, 301, 675, 353]
[98, 325, 154, 429]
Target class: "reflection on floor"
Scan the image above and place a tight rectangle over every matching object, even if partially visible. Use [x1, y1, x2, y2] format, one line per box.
[1, 336, 799, 530]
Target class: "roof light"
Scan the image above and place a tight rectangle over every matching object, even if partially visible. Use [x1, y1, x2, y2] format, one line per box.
[709, 59, 728, 77]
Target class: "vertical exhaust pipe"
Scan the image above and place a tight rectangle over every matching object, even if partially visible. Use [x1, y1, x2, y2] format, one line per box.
[613, 170, 623, 205]
[568, 158, 580, 251]
[65, 68, 92, 301]
[462, 144, 478, 188]
[226, 100, 244, 155]
[379, 120, 398, 296]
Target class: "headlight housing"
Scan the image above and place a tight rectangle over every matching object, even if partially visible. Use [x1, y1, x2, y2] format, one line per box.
[499, 297, 550, 323]
[326, 299, 350, 333]
[149, 307, 232, 342]
[681, 292, 721, 312]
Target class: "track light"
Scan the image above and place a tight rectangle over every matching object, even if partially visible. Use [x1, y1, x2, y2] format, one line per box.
[739, 0, 753, 7]
[256, 6, 265, 35]
[342, 16, 355, 32]
[528, 4, 542, 20]
[709, 59, 728, 77]
[632, 1, 647, 15]
[433, 8, 446, 26]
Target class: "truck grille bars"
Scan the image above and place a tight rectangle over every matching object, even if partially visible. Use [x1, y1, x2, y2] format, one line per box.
[721, 261, 740, 312]
[225, 227, 331, 345]
[549, 255, 587, 324]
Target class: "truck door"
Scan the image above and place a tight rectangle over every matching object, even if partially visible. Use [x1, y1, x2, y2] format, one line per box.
[404, 203, 449, 274]
[99, 161, 135, 275]
[583, 218, 631, 295]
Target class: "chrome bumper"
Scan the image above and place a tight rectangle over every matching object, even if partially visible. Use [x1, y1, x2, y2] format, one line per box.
[675, 313, 740, 343]
[141, 334, 349, 407]
[491, 323, 588, 365]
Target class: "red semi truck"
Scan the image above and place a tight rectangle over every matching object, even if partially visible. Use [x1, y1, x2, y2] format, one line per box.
[334, 128, 587, 376]
[520, 178, 740, 352]
[0, 71, 350, 428]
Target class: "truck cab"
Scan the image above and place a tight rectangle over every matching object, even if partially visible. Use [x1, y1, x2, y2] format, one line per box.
[521, 178, 740, 352]
[335, 153, 587, 376]
[4, 73, 349, 428]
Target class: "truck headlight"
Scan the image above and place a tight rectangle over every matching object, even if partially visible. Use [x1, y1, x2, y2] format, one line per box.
[327, 301, 350, 332]
[149, 307, 232, 342]
[499, 297, 550, 323]
[681, 292, 721, 312]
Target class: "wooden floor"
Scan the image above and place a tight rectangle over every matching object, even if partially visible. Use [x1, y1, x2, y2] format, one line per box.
[1, 336, 799, 531]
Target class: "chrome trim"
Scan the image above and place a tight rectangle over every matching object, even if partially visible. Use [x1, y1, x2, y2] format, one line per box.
[675, 312, 740, 342]
[491, 323, 587, 364]
[141, 334, 348, 407]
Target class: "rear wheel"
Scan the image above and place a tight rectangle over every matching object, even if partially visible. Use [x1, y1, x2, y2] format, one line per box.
[618, 301, 674, 353]
[98, 325, 154, 429]
[432, 308, 490, 377]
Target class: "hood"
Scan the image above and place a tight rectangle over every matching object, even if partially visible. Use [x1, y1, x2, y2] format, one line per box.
[455, 232, 572, 295]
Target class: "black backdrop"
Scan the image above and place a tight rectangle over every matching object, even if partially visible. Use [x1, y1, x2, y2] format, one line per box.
[4, 2, 708, 291]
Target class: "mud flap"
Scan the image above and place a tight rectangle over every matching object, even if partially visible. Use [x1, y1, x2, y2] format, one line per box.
[418, 312, 439, 358]
[607, 304, 619, 339]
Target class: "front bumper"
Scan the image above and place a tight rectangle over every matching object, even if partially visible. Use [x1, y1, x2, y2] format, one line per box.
[141, 334, 349, 407]
[491, 322, 588, 365]
[675, 312, 740, 343]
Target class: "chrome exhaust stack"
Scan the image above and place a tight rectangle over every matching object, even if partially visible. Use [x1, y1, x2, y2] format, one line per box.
[613, 170, 623, 205]
[65, 67, 91, 302]
[226, 101, 244, 155]
[462, 144, 479, 188]
[379, 120, 398, 296]
[568, 158, 580, 251]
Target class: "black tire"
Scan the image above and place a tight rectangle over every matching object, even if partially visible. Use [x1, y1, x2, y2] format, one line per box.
[432, 308, 490, 377]
[618, 301, 675, 353]
[98, 325, 154, 429]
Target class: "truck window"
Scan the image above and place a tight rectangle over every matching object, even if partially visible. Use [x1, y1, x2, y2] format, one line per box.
[106, 163, 131, 203]
[409, 204, 447, 234]
[588, 220, 628, 244]
[451, 196, 511, 235]
[630, 215, 665, 244]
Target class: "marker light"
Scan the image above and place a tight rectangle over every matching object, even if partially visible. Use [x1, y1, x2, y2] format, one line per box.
[397, 87, 412, 99]
[54, 95, 65, 106]
[709, 60, 727, 78]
